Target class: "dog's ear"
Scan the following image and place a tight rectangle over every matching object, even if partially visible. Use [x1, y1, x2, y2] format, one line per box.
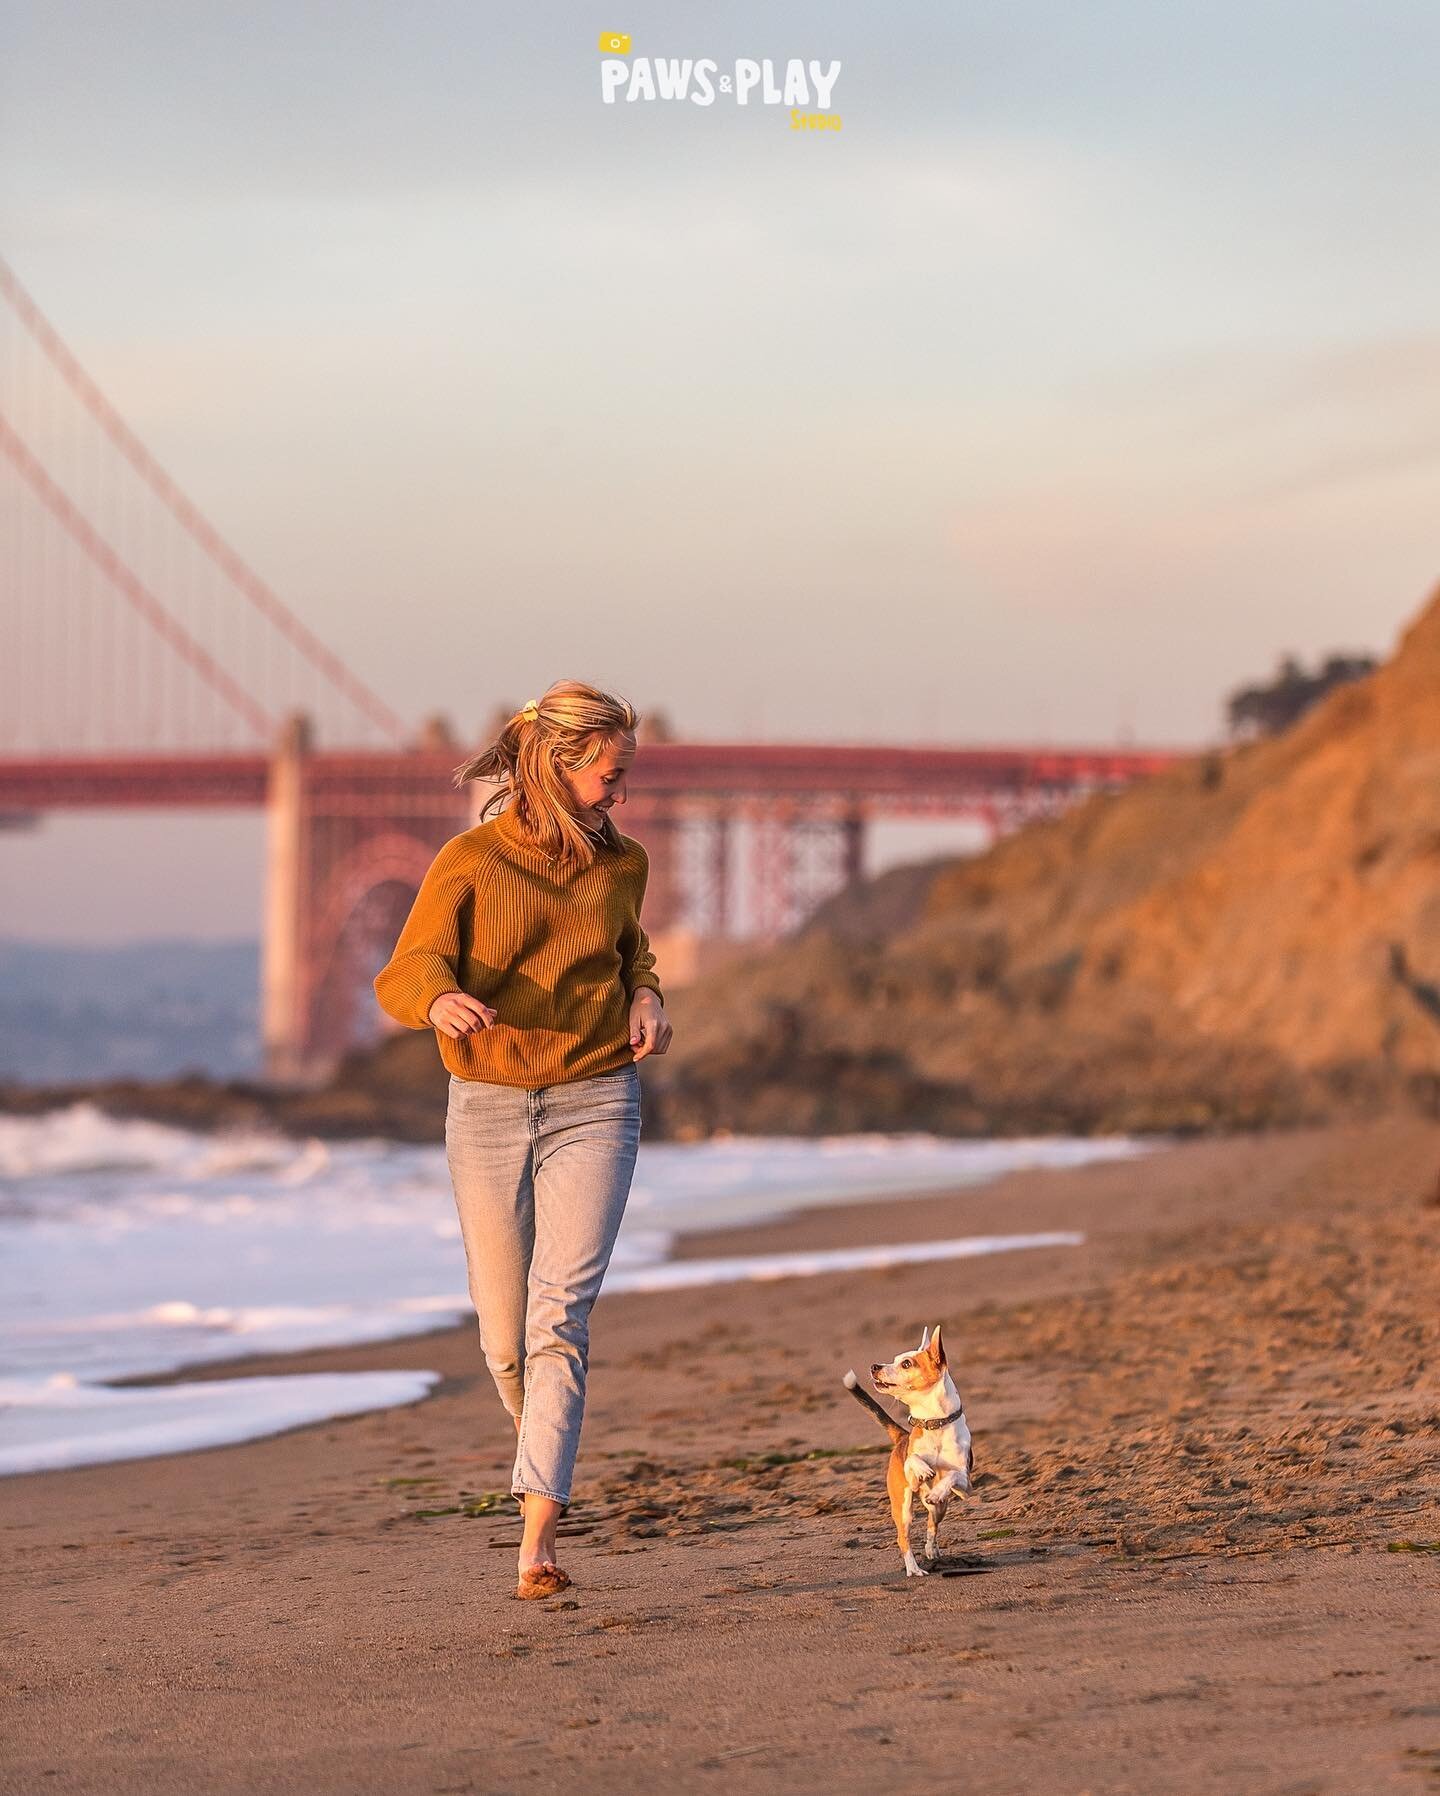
[918, 1325, 930, 1351]
[928, 1324, 946, 1367]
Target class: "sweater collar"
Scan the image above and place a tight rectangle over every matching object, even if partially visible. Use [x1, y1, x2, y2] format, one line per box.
[495, 803, 620, 866]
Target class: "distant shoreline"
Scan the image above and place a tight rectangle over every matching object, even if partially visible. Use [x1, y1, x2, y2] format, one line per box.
[2, 1053, 1427, 1146]
[0, 1069, 449, 1146]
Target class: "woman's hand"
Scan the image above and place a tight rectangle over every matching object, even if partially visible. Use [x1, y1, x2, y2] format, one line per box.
[428, 991, 497, 1039]
[629, 990, 672, 1061]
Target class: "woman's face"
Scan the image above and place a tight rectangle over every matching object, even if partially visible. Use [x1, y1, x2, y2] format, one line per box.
[562, 733, 635, 830]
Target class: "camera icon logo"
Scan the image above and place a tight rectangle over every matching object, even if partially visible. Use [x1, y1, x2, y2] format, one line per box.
[598, 31, 631, 54]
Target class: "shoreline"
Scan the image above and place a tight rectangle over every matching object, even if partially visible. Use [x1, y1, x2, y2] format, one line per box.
[0, 1119, 1147, 1477]
[64, 1129, 1162, 1405]
[5, 1117, 1439, 1793]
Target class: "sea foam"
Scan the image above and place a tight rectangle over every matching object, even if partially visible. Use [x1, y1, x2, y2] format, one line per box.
[0, 1104, 1147, 1472]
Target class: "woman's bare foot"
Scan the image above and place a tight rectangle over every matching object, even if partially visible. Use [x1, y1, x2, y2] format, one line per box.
[517, 1491, 566, 1589]
[516, 1563, 570, 1600]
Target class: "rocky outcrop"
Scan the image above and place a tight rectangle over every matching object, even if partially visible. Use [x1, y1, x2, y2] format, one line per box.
[645, 583, 1440, 1137]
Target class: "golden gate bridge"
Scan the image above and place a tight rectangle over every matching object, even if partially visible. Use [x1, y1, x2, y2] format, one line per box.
[0, 258, 1181, 1079]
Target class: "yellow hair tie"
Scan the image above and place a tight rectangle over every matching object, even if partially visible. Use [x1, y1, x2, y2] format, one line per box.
[520, 698, 540, 722]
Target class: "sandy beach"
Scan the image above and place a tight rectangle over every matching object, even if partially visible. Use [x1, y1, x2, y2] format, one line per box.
[4, 1117, 1439, 1795]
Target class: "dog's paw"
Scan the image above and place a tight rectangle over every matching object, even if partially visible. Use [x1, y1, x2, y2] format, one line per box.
[903, 1553, 928, 1578]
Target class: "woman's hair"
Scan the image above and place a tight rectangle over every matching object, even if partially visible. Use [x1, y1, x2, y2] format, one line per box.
[453, 679, 639, 867]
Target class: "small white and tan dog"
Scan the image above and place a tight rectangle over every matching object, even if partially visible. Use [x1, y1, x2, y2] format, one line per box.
[844, 1324, 973, 1577]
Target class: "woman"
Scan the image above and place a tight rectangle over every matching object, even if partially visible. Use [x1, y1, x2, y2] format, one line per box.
[373, 680, 671, 1600]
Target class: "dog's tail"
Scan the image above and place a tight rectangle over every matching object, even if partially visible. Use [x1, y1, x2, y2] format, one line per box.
[843, 1370, 907, 1446]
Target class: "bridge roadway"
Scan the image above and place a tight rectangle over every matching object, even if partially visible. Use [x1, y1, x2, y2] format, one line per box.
[0, 741, 1181, 813]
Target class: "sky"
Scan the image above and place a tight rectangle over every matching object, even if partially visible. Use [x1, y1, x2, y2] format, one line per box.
[2, 0, 1438, 938]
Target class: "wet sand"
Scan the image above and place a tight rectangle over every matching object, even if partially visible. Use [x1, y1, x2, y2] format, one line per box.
[4, 1118, 1439, 1794]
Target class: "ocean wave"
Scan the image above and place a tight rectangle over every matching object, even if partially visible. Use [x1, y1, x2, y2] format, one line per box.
[0, 1104, 1148, 1473]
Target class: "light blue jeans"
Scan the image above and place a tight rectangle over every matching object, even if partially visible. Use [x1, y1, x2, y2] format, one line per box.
[443, 1063, 642, 1506]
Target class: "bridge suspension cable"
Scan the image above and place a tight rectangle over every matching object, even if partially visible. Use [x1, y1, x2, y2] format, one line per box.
[0, 254, 406, 750]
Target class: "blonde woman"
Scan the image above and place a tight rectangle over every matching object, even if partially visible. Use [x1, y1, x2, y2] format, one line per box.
[374, 680, 670, 1599]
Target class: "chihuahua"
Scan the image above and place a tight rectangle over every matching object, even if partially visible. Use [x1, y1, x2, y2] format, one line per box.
[844, 1325, 973, 1577]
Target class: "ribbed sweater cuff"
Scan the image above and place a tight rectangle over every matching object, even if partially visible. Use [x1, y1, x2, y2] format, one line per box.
[626, 971, 664, 1005]
[374, 957, 461, 1031]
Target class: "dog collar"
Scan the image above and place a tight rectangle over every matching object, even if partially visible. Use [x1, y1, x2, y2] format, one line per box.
[909, 1406, 965, 1432]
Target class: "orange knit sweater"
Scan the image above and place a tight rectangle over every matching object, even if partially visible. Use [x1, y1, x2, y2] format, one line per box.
[373, 804, 663, 1089]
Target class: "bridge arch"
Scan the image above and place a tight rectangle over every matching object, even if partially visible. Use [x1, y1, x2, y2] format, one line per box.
[298, 830, 448, 1069]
